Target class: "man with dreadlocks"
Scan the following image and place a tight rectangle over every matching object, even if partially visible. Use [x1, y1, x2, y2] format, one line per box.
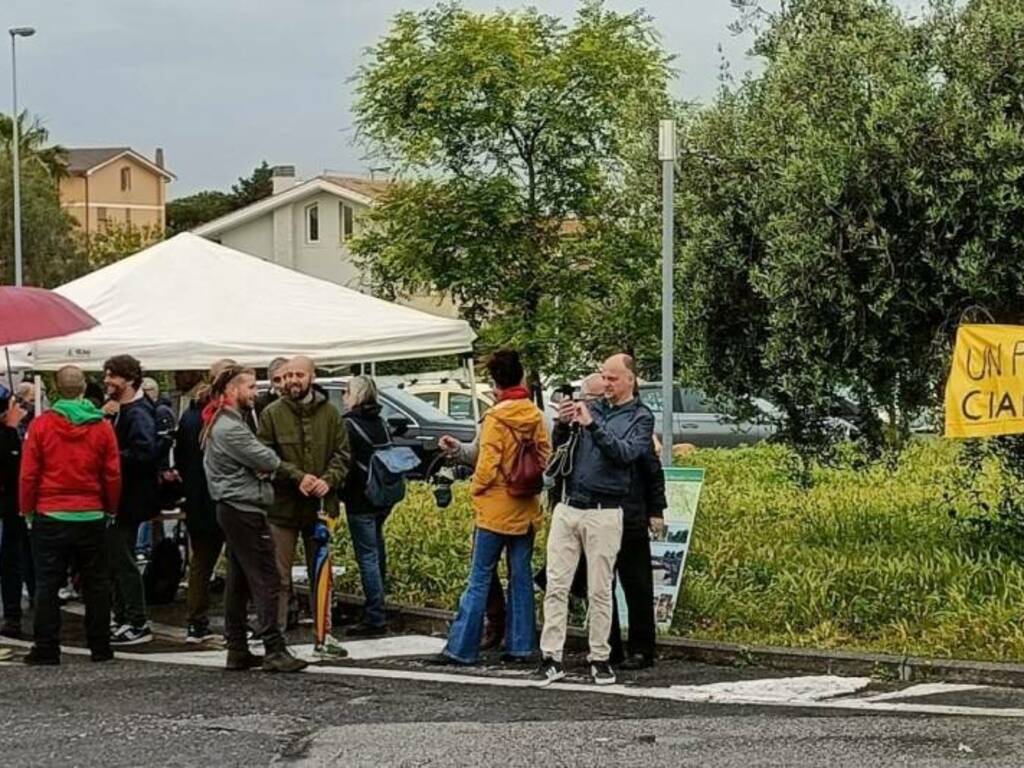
[202, 365, 307, 673]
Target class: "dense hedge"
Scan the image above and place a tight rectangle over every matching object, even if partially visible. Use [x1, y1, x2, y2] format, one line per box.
[332, 440, 1024, 661]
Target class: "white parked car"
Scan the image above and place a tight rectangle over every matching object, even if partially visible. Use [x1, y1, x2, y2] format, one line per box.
[402, 380, 494, 422]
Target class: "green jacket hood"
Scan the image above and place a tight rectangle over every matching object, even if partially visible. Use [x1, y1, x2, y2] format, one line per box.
[52, 398, 105, 425]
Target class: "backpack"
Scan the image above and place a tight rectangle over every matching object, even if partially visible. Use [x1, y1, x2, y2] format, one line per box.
[144, 525, 185, 605]
[347, 418, 420, 509]
[488, 413, 545, 498]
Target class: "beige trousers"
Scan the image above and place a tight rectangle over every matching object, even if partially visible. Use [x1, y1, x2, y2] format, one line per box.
[540, 502, 623, 662]
[269, 524, 316, 630]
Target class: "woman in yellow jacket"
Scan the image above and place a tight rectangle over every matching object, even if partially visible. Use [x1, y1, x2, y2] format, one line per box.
[436, 350, 550, 665]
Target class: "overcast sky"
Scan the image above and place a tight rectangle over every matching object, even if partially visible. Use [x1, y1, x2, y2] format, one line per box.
[3, 1, 923, 197]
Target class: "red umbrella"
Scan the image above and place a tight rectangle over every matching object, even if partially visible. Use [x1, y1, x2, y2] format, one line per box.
[0, 286, 99, 346]
[1, 286, 99, 392]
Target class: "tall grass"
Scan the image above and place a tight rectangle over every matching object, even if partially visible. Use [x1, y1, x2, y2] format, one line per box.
[677, 440, 1024, 660]
[332, 439, 1024, 661]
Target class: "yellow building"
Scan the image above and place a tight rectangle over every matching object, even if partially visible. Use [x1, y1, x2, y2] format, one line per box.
[59, 147, 175, 235]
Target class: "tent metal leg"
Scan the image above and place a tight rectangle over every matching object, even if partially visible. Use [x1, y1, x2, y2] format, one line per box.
[465, 355, 480, 439]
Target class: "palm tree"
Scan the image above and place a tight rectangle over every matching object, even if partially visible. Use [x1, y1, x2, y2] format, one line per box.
[0, 111, 68, 179]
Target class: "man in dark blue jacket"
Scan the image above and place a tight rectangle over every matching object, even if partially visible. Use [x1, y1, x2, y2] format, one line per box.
[103, 355, 159, 646]
[534, 353, 654, 688]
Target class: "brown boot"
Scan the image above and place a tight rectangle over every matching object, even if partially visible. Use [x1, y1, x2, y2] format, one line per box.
[225, 649, 264, 671]
[480, 621, 504, 651]
[263, 648, 308, 673]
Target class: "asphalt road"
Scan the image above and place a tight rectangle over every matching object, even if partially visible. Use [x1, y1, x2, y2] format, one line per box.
[5, 623, 1024, 768]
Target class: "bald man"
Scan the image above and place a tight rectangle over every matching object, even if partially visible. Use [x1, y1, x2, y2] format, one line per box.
[533, 353, 654, 687]
[258, 357, 351, 658]
[19, 366, 122, 664]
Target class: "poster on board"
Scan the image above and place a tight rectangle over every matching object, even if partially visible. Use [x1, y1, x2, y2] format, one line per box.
[616, 466, 705, 632]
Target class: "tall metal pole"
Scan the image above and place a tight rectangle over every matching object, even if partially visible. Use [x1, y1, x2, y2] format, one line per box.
[659, 119, 676, 468]
[11, 32, 23, 287]
[8, 27, 34, 287]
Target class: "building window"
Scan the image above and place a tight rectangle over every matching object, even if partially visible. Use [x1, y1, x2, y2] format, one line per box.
[305, 203, 320, 243]
[97, 206, 109, 232]
[120, 167, 132, 191]
[340, 202, 355, 242]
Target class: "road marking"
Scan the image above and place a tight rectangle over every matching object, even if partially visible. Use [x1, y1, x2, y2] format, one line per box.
[859, 683, 986, 702]
[4, 636, 1023, 719]
[95, 648, 1024, 719]
[667, 675, 872, 702]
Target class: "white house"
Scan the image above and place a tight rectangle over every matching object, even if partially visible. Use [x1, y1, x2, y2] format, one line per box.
[192, 166, 455, 317]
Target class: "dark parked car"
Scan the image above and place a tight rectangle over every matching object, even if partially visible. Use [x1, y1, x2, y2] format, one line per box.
[258, 377, 477, 478]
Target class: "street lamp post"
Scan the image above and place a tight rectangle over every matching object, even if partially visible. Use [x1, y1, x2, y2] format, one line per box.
[658, 119, 676, 468]
[9, 26, 35, 287]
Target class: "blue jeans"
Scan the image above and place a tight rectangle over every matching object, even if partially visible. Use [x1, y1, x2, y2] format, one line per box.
[347, 512, 388, 628]
[444, 527, 536, 664]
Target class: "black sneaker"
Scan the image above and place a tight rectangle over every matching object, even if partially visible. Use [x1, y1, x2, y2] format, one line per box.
[91, 646, 114, 663]
[186, 623, 218, 644]
[619, 653, 653, 671]
[530, 657, 565, 686]
[590, 661, 616, 686]
[500, 653, 535, 665]
[345, 622, 388, 639]
[423, 653, 462, 667]
[110, 624, 154, 646]
[24, 648, 60, 666]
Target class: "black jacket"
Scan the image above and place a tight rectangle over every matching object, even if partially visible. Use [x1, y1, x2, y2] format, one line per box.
[153, 396, 177, 472]
[622, 449, 667, 529]
[254, 391, 278, 418]
[0, 425, 19, 519]
[341, 402, 391, 517]
[112, 396, 160, 524]
[175, 399, 218, 534]
[553, 397, 655, 505]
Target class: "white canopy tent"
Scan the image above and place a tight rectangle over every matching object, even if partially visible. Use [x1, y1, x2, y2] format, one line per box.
[15, 233, 476, 371]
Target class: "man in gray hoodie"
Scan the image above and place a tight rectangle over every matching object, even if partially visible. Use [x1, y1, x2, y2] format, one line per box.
[203, 365, 306, 674]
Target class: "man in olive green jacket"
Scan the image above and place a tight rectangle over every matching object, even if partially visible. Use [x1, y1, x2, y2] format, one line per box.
[258, 357, 351, 657]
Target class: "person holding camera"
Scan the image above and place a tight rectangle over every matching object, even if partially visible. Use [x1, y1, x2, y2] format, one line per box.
[437, 433, 511, 651]
[433, 350, 550, 665]
[533, 353, 654, 686]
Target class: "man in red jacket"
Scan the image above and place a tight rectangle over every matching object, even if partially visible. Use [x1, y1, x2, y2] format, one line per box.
[19, 366, 122, 665]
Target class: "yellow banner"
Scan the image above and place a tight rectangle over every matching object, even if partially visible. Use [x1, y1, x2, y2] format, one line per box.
[945, 324, 1024, 439]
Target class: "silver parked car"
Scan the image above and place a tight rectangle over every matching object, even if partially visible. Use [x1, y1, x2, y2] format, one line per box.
[638, 383, 774, 448]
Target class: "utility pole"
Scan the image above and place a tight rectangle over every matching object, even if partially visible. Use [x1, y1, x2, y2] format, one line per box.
[658, 118, 676, 468]
[9, 26, 36, 287]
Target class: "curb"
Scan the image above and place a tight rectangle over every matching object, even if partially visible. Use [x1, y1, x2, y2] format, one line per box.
[335, 593, 1024, 689]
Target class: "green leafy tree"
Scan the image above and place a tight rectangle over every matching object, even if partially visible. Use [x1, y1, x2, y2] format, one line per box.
[0, 110, 78, 286]
[166, 190, 234, 235]
[352, 1, 672, 387]
[0, 111, 67, 179]
[675, 0, 1024, 454]
[166, 161, 274, 234]
[77, 222, 162, 275]
[230, 160, 273, 207]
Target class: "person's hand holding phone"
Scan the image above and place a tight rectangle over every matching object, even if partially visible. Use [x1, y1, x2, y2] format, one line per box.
[556, 399, 576, 424]
[574, 400, 594, 427]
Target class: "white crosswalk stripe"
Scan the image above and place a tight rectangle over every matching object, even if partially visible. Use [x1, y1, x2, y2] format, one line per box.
[3, 632, 1022, 718]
